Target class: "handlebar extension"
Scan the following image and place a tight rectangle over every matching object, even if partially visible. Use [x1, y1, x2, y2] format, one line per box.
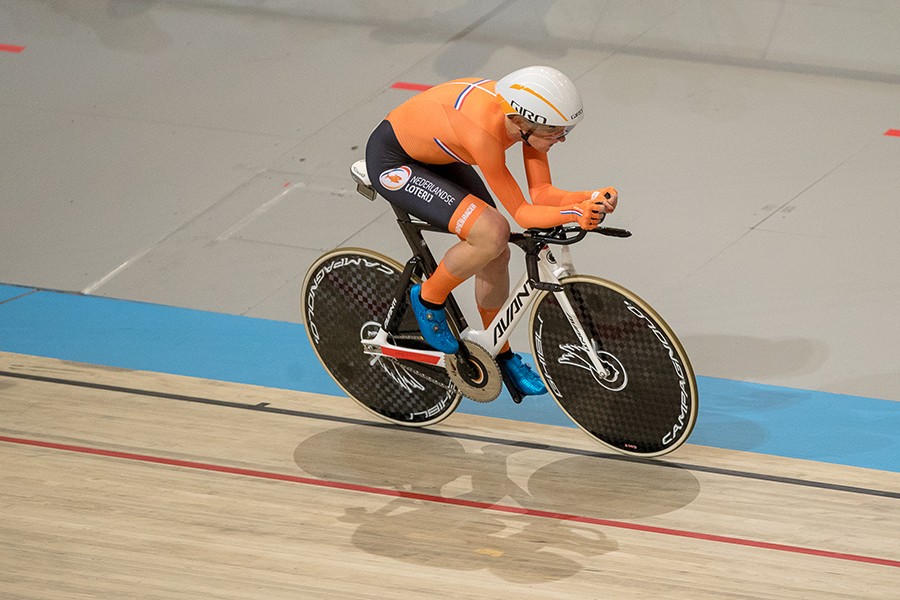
[517, 225, 632, 292]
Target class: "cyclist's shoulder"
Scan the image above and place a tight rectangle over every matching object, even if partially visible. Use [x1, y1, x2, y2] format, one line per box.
[410, 77, 496, 102]
[440, 76, 496, 87]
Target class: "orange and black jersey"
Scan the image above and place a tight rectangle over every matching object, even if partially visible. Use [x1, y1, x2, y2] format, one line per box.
[385, 78, 591, 229]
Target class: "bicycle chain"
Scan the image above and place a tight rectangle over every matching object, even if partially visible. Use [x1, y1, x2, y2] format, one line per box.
[378, 334, 458, 390]
[379, 335, 502, 401]
[379, 355, 456, 392]
[377, 336, 502, 401]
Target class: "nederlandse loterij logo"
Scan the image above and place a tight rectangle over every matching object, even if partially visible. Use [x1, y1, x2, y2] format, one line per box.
[379, 166, 412, 191]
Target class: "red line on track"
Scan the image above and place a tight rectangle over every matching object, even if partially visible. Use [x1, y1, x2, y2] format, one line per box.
[885, 129, 900, 137]
[391, 81, 433, 91]
[2, 434, 898, 569]
[0, 44, 26, 53]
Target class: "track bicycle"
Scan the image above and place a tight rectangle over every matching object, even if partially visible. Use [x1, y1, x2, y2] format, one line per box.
[300, 160, 698, 457]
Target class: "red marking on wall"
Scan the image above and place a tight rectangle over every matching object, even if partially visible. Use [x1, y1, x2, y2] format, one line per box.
[391, 82, 433, 92]
[885, 129, 900, 137]
[3, 434, 899, 569]
[0, 44, 26, 53]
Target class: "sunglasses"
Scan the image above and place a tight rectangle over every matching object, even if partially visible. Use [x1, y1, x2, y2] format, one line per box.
[524, 123, 573, 141]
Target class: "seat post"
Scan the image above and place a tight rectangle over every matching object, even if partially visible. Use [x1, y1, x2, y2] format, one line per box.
[392, 205, 439, 278]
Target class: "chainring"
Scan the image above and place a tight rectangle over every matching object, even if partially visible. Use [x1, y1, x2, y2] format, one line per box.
[444, 341, 503, 403]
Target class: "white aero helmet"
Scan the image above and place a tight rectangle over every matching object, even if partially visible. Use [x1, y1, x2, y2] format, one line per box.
[495, 65, 584, 133]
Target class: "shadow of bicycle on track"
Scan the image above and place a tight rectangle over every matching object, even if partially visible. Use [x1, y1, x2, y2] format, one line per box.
[294, 424, 700, 583]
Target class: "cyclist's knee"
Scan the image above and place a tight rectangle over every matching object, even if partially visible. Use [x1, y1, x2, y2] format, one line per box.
[469, 209, 510, 256]
[490, 240, 511, 265]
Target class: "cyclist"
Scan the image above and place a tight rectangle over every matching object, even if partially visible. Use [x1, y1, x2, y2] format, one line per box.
[365, 65, 617, 397]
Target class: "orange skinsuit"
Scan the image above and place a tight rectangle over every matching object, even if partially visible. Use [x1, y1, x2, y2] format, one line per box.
[386, 78, 594, 229]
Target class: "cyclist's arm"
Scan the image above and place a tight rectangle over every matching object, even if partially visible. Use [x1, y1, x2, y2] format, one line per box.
[522, 145, 592, 206]
[476, 149, 590, 229]
[454, 113, 601, 229]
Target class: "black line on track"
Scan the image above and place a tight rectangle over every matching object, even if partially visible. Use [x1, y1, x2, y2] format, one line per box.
[2, 368, 898, 500]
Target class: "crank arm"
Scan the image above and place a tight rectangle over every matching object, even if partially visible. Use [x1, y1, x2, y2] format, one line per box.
[362, 329, 446, 367]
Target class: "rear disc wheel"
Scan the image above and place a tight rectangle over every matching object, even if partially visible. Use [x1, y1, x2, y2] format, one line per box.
[301, 248, 461, 426]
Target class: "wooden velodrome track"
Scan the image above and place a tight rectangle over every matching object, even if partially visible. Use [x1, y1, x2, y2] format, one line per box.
[1, 350, 898, 599]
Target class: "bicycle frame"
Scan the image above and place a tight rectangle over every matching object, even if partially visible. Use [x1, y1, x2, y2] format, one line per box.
[361, 205, 611, 383]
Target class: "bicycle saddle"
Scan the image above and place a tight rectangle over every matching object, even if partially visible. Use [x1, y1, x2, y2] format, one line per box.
[350, 160, 376, 200]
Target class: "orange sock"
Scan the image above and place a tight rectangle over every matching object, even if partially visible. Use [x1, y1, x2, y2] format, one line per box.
[477, 305, 511, 354]
[421, 262, 465, 306]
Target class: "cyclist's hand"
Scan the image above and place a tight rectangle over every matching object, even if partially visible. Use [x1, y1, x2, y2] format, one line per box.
[591, 187, 618, 214]
[572, 197, 604, 229]
[573, 187, 618, 230]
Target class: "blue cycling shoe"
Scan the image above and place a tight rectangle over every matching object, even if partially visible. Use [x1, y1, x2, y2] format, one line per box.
[499, 353, 547, 396]
[410, 284, 459, 354]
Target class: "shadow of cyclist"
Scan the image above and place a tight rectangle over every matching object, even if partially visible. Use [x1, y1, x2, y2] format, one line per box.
[294, 424, 700, 581]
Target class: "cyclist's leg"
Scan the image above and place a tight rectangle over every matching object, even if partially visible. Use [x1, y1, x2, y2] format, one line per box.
[365, 121, 507, 352]
[430, 166, 543, 395]
[473, 248, 511, 344]
[430, 162, 511, 315]
[366, 121, 506, 278]
[438, 205, 509, 287]
[467, 267, 546, 397]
